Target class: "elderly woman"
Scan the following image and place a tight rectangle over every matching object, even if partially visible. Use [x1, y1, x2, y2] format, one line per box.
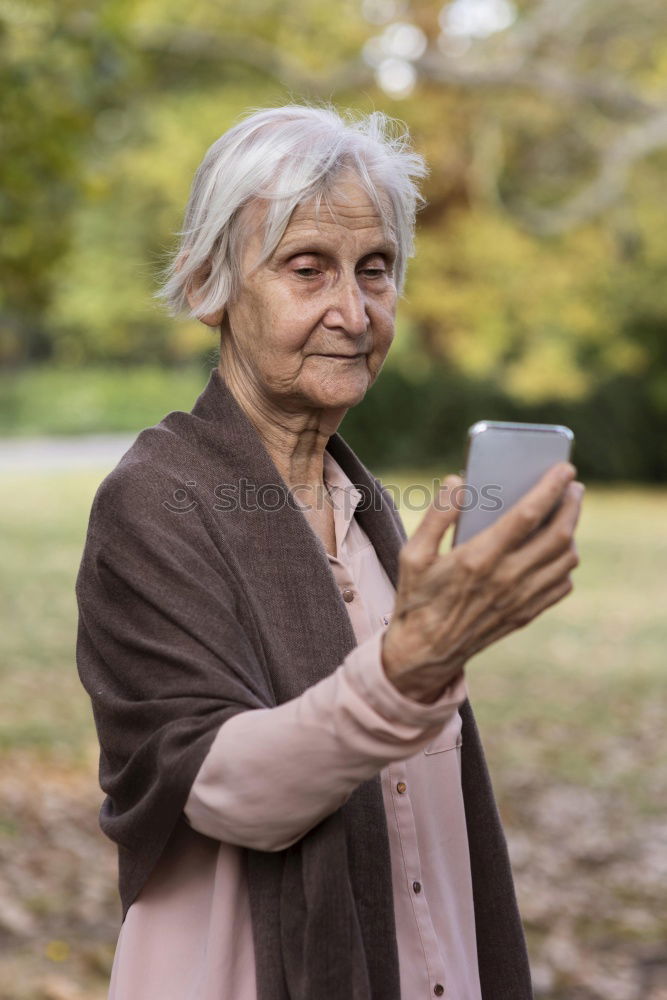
[76, 105, 583, 1000]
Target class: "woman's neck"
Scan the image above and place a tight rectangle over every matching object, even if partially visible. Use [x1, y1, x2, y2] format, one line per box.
[217, 359, 343, 492]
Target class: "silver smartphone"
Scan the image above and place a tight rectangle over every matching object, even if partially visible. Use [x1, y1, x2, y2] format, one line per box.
[451, 421, 574, 547]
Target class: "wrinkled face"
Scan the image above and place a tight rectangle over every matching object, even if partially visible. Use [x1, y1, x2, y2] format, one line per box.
[222, 171, 398, 415]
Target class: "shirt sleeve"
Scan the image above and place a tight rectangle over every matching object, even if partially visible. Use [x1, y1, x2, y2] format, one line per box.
[184, 628, 467, 851]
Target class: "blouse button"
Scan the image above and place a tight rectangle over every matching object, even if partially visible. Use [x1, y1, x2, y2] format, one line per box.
[412, 880, 422, 894]
[342, 589, 355, 603]
[396, 781, 407, 794]
[434, 986, 444, 997]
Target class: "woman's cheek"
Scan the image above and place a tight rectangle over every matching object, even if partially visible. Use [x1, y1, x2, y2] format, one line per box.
[377, 317, 396, 353]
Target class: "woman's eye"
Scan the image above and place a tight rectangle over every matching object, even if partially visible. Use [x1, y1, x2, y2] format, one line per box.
[360, 267, 387, 279]
[294, 267, 321, 278]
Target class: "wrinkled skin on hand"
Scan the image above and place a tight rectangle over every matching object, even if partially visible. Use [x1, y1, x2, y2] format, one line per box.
[382, 462, 584, 704]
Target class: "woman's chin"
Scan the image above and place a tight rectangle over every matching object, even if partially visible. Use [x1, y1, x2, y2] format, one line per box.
[304, 371, 372, 411]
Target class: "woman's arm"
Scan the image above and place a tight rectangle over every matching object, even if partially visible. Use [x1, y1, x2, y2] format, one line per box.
[184, 629, 466, 851]
[78, 456, 463, 863]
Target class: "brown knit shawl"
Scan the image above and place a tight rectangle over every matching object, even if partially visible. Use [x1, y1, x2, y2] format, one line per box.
[75, 368, 533, 999]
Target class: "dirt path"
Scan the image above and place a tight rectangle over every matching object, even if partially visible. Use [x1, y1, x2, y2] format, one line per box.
[0, 437, 135, 473]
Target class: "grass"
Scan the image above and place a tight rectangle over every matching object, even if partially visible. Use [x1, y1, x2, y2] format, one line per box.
[0, 470, 106, 760]
[2, 468, 665, 782]
[396, 481, 667, 805]
[1, 467, 666, 997]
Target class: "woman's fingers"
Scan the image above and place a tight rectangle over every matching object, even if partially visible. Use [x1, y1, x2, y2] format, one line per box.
[466, 572, 576, 659]
[498, 479, 585, 583]
[390, 463, 583, 689]
[492, 538, 579, 613]
[464, 461, 576, 568]
[402, 475, 463, 567]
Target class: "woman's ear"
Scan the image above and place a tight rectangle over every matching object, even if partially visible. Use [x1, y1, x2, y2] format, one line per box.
[184, 259, 225, 328]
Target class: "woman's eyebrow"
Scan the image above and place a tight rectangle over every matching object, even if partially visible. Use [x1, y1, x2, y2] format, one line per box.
[277, 243, 328, 258]
[362, 242, 397, 260]
[273, 230, 335, 256]
[275, 239, 397, 260]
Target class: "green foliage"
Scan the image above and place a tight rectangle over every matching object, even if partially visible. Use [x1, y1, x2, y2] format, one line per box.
[2, 0, 667, 478]
[0, 0, 138, 360]
[0, 365, 210, 435]
[342, 363, 667, 482]
[2, 362, 664, 481]
[405, 210, 642, 400]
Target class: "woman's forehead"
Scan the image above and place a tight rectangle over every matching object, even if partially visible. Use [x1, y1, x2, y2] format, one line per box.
[290, 193, 383, 232]
[239, 173, 396, 265]
[283, 179, 394, 248]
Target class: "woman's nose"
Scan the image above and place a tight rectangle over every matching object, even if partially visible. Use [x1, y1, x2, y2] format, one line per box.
[322, 276, 369, 336]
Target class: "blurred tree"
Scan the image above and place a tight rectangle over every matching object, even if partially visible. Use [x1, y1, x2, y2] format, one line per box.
[2, 0, 666, 420]
[0, 0, 139, 362]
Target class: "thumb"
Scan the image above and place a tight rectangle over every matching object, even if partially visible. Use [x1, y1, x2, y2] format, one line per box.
[409, 474, 463, 558]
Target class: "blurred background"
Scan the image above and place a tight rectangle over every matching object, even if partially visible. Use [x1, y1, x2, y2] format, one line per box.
[1, 0, 666, 997]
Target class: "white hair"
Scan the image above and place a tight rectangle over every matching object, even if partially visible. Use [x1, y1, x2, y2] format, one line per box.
[156, 104, 428, 320]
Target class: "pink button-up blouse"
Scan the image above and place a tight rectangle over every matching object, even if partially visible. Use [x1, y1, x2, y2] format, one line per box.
[108, 450, 482, 1000]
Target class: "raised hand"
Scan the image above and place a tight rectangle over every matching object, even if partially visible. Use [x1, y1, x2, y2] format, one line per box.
[382, 462, 584, 704]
